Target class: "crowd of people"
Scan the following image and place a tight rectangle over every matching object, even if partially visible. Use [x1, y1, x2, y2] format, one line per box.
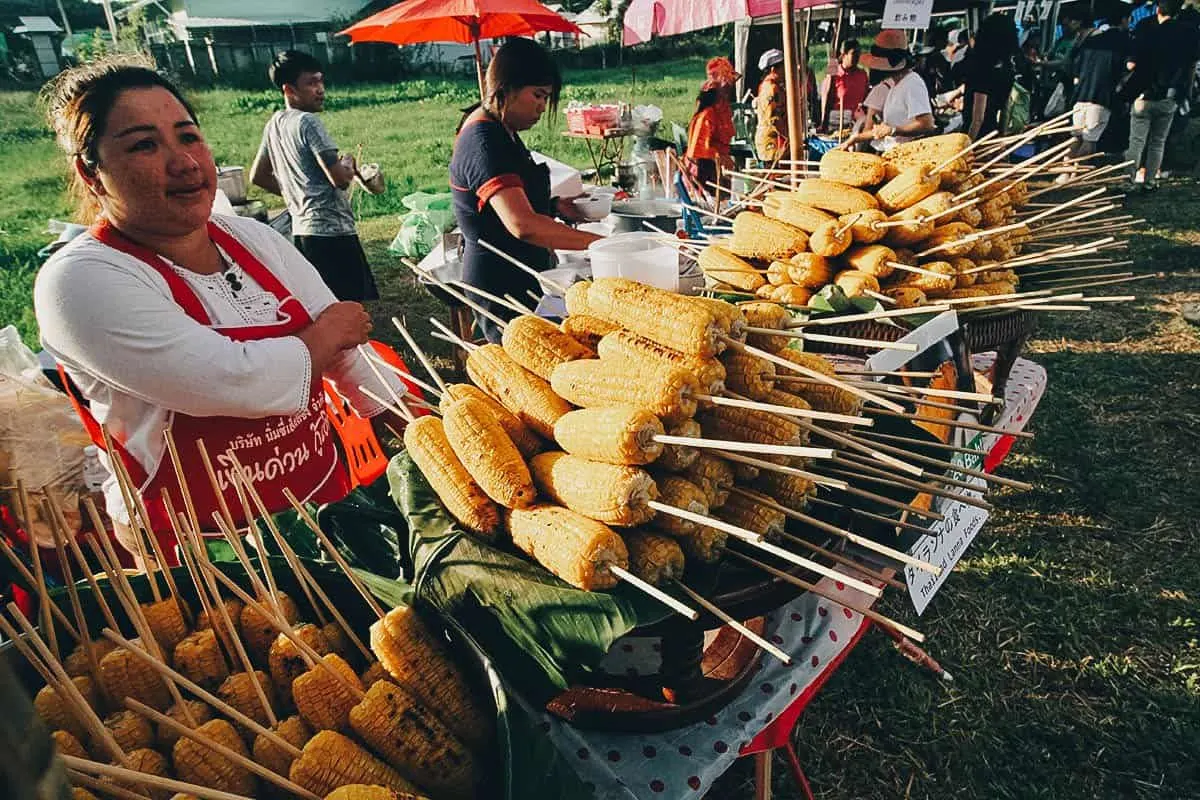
[686, 0, 1199, 192]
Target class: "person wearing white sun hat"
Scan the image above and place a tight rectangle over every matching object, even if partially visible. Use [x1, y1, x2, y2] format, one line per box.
[754, 48, 788, 160]
[837, 29, 936, 152]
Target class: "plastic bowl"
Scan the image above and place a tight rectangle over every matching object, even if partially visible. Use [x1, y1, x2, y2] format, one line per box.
[573, 194, 613, 221]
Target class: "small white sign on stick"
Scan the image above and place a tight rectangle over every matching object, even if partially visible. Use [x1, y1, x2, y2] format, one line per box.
[905, 429, 989, 615]
[882, 0, 934, 30]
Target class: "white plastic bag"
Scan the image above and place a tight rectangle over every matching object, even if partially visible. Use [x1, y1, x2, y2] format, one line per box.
[0, 326, 89, 543]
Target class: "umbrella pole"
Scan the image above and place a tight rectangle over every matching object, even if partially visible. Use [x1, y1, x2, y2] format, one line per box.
[472, 22, 486, 101]
[780, 0, 802, 182]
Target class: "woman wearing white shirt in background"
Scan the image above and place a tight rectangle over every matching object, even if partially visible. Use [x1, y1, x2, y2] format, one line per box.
[34, 58, 410, 561]
[838, 29, 936, 152]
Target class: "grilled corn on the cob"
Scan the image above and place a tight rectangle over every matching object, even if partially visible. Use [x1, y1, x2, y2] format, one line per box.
[596, 330, 726, 395]
[505, 504, 629, 591]
[443, 396, 536, 509]
[530, 452, 657, 526]
[792, 179, 880, 216]
[553, 406, 665, 466]
[730, 212, 809, 260]
[269, 624, 332, 709]
[293, 654, 363, 733]
[349, 680, 479, 799]
[173, 628, 228, 691]
[625, 531, 686, 585]
[698, 245, 767, 292]
[818, 150, 887, 187]
[809, 219, 854, 257]
[404, 416, 500, 537]
[657, 418, 701, 472]
[551, 359, 698, 426]
[157, 700, 213, 750]
[253, 714, 313, 780]
[560, 314, 620, 350]
[289, 731, 421, 797]
[173, 719, 258, 796]
[241, 591, 300, 665]
[501, 314, 594, 380]
[370, 606, 491, 752]
[439, 384, 541, 459]
[586, 278, 724, 358]
[98, 645, 172, 712]
[466, 344, 573, 440]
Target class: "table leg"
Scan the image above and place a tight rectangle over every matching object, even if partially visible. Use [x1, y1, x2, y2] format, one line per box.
[782, 743, 816, 800]
[754, 751, 773, 800]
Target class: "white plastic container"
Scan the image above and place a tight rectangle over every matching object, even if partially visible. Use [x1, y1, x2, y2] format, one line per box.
[82, 445, 107, 492]
[587, 232, 679, 292]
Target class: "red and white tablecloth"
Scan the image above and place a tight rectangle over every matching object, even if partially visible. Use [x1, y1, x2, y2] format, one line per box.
[538, 355, 1047, 799]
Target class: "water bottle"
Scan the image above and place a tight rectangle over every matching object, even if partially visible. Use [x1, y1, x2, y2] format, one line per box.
[82, 445, 107, 492]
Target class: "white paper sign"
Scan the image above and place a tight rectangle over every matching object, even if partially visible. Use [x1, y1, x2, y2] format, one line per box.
[864, 309, 959, 375]
[905, 431, 989, 615]
[882, 0, 934, 30]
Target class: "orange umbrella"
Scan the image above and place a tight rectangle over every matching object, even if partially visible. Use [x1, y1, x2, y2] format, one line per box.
[340, 0, 583, 97]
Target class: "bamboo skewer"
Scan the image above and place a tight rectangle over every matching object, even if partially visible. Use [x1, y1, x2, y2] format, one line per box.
[744, 325, 919, 351]
[833, 369, 941, 379]
[359, 385, 416, 423]
[62, 755, 255, 800]
[363, 350, 444, 400]
[3, 603, 128, 762]
[162, 491, 224, 632]
[701, 392, 871, 427]
[653, 433, 833, 460]
[931, 130, 998, 173]
[232, 469, 372, 663]
[282, 488, 388, 620]
[837, 450, 989, 495]
[729, 486, 941, 574]
[607, 565, 698, 620]
[727, 551, 925, 643]
[715, 450, 848, 489]
[840, 432, 1034, 490]
[867, 406, 1034, 439]
[821, 460, 993, 511]
[782, 531, 907, 589]
[20, 487, 61, 661]
[101, 628, 301, 757]
[77, 499, 122, 632]
[474, 240, 566, 294]
[199, 559, 365, 700]
[804, 421, 924, 477]
[128, 698, 321, 800]
[0, 537, 81, 642]
[66, 771, 153, 800]
[672, 580, 792, 664]
[646, 501, 882, 598]
[721, 336, 905, 412]
[196, 439, 237, 535]
[858, 430, 990, 456]
[847, 379, 999, 405]
[45, 503, 103, 686]
[806, 495, 932, 535]
[886, 261, 952, 280]
[784, 304, 952, 328]
[184, 520, 278, 727]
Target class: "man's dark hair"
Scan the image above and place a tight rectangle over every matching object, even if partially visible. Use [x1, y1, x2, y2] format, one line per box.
[269, 50, 323, 90]
[840, 38, 861, 53]
[1157, 0, 1183, 16]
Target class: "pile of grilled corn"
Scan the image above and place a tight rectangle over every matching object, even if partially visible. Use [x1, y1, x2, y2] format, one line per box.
[405, 278, 855, 596]
[698, 133, 1035, 309]
[32, 576, 491, 800]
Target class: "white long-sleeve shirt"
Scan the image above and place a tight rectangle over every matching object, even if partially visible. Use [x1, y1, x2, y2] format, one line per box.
[34, 213, 405, 524]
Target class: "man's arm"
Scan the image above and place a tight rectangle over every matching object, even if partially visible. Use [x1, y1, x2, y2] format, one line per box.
[249, 137, 281, 195]
[316, 149, 357, 191]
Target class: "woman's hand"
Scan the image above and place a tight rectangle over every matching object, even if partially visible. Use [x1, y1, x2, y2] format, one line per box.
[870, 123, 895, 140]
[298, 301, 373, 374]
[554, 195, 588, 223]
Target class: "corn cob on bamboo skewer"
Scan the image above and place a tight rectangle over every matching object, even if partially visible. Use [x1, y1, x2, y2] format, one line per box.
[643, 503, 882, 597]
[586, 278, 725, 357]
[101, 628, 307, 760]
[551, 358, 698, 425]
[443, 396, 537, 508]
[504, 504, 629, 591]
[501, 314, 595, 380]
[402, 416, 500, 536]
[553, 406, 665, 465]
[63, 756, 255, 800]
[530, 452, 658, 526]
[289, 731, 424, 798]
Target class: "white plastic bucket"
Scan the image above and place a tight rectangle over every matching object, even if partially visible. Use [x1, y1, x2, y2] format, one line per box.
[587, 232, 679, 292]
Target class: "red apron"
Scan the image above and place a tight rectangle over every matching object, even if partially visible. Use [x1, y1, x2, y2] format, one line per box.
[62, 219, 353, 559]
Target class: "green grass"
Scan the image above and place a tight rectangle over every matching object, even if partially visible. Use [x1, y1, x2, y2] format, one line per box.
[3, 59, 1200, 800]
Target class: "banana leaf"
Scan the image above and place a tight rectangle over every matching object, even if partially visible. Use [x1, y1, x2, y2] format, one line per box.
[386, 451, 676, 699]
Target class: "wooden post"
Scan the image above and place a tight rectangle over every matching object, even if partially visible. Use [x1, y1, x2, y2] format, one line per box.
[780, 0, 802, 181]
[472, 22, 486, 102]
[799, 8, 812, 144]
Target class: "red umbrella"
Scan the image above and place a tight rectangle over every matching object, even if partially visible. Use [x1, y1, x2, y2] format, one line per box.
[340, 0, 583, 97]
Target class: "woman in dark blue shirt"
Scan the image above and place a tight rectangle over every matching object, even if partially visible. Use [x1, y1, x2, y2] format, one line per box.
[449, 38, 601, 342]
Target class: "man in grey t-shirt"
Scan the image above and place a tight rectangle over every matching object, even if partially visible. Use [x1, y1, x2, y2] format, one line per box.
[250, 50, 379, 301]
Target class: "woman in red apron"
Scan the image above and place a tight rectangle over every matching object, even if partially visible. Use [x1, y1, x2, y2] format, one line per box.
[35, 60, 409, 562]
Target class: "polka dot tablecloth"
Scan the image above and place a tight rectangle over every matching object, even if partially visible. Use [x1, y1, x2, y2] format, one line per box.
[533, 355, 1047, 800]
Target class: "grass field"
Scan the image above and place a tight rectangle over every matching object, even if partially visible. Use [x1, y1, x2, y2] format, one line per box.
[2, 59, 1199, 800]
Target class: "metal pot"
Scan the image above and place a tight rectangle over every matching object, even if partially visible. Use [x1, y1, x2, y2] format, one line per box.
[216, 166, 246, 204]
[609, 199, 682, 235]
